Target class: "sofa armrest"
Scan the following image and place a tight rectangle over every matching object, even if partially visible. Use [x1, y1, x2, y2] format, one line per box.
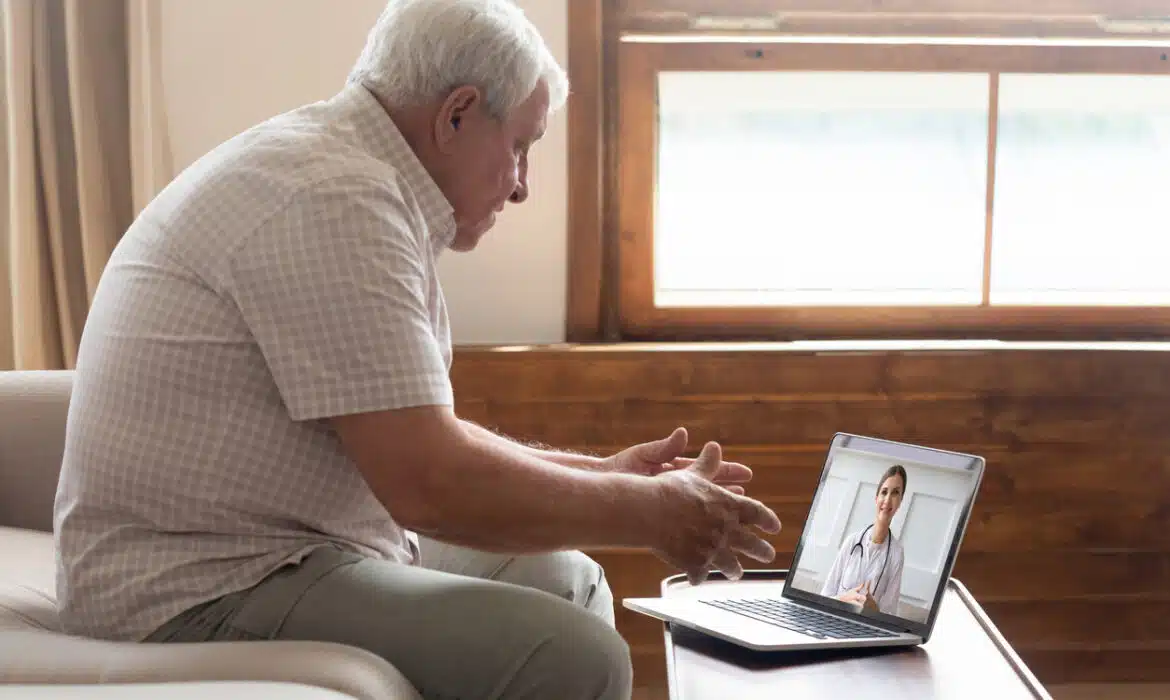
[0, 370, 73, 532]
[0, 630, 421, 700]
[0, 682, 363, 700]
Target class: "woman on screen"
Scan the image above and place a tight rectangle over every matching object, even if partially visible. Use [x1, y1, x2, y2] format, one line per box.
[819, 465, 907, 615]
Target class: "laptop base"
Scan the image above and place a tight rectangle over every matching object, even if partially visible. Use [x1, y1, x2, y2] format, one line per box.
[623, 595, 922, 652]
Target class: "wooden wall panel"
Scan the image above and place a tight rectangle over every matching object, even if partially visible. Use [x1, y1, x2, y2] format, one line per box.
[450, 344, 1170, 687]
[565, 0, 605, 341]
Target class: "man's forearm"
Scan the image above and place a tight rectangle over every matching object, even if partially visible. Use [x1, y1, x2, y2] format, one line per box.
[459, 419, 610, 471]
[401, 422, 651, 553]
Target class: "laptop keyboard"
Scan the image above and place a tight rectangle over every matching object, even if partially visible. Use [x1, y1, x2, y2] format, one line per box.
[701, 598, 898, 640]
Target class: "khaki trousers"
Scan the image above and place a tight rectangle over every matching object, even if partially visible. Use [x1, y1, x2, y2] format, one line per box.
[145, 538, 632, 700]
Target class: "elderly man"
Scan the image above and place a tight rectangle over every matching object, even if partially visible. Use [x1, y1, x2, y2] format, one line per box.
[52, 1, 781, 698]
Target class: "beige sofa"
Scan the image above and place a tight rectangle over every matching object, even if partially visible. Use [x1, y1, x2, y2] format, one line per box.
[0, 370, 421, 700]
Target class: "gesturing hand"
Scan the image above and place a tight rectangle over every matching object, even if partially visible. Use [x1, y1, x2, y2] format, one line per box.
[860, 582, 880, 612]
[606, 427, 753, 494]
[840, 582, 879, 612]
[650, 441, 782, 586]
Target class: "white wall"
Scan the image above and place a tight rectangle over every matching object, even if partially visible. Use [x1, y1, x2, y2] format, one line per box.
[157, 0, 569, 345]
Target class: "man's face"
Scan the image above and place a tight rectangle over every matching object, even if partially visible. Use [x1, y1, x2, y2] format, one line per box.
[433, 81, 549, 252]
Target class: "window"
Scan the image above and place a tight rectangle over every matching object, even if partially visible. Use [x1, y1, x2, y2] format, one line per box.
[654, 70, 991, 309]
[568, 2, 1170, 341]
[993, 74, 1170, 306]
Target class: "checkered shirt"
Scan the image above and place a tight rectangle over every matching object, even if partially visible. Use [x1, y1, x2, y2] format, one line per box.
[53, 83, 456, 641]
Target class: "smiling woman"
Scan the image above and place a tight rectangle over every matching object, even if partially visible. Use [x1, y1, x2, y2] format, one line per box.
[819, 465, 908, 615]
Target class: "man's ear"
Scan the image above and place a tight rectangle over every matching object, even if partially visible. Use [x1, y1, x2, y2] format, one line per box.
[435, 85, 482, 153]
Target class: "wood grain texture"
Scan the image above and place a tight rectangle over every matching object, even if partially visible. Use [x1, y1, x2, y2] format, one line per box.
[619, 0, 1170, 16]
[450, 344, 1170, 685]
[566, 0, 605, 342]
[983, 72, 1000, 306]
[626, 41, 1170, 76]
[615, 43, 658, 330]
[619, 15, 1169, 40]
[458, 395, 1170, 450]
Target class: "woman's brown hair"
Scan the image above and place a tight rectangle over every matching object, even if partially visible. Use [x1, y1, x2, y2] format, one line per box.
[877, 464, 907, 495]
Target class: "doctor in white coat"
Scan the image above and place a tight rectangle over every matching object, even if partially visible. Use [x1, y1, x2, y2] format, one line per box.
[820, 464, 907, 615]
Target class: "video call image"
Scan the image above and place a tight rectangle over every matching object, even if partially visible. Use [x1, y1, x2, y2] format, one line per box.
[789, 443, 978, 624]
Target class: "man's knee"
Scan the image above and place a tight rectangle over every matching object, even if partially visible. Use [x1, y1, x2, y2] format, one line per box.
[492, 549, 616, 625]
[518, 603, 633, 700]
[551, 550, 615, 625]
[550, 550, 612, 606]
[268, 551, 630, 700]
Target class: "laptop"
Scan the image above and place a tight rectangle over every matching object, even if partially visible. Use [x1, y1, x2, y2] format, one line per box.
[623, 432, 985, 652]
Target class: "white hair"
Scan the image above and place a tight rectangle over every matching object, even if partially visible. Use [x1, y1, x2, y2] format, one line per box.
[348, 0, 569, 119]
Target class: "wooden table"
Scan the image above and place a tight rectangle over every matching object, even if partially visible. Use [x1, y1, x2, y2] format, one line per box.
[660, 570, 1052, 700]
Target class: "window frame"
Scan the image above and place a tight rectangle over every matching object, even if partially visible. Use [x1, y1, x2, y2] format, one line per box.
[618, 0, 1170, 14]
[566, 1, 1170, 342]
[626, 40, 1170, 341]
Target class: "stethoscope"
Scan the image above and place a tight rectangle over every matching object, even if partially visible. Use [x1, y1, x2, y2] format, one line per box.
[846, 524, 890, 594]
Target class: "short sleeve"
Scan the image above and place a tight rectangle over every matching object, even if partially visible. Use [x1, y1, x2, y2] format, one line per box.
[223, 176, 453, 421]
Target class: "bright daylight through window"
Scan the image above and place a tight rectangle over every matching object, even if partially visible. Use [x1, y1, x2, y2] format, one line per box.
[653, 69, 1170, 309]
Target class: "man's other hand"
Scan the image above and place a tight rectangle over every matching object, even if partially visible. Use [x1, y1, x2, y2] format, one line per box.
[649, 441, 782, 586]
[605, 427, 753, 494]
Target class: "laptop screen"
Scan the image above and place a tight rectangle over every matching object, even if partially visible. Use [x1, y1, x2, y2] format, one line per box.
[782, 433, 985, 637]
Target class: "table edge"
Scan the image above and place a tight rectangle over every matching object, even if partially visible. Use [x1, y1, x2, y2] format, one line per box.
[658, 570, 1053, 700]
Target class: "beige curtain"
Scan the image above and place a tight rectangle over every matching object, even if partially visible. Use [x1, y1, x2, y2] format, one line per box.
[1, 0, 169, 371]
[126, 0, 172, 216]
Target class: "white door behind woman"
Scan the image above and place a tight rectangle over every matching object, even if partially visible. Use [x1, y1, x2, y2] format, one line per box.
[795, 447, 974, 620]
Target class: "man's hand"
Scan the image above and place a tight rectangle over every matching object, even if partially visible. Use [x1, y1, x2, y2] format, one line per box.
[649, 441, 782, 586]
[605, 427, 753, 494]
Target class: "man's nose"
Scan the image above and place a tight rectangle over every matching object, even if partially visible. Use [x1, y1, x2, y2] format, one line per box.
[510, 161, 530, 204]
[509, 180, 528, 204]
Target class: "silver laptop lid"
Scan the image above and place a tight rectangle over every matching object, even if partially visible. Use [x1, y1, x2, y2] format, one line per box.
[782, 433, 985, 641]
